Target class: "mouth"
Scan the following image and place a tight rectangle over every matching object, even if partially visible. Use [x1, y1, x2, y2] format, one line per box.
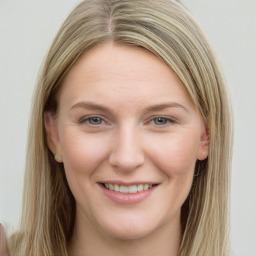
[100, 183, 158, 194]
[99, 182, 159, 204]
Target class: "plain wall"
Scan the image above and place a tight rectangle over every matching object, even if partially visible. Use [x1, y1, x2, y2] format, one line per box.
[0, 1, 255, 255]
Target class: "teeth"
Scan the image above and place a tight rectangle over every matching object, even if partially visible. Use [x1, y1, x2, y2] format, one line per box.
[143, 184, 149, 190]
[114, 184, 119, 192]
[120, 185, 129, 193]
[104, 183, 154, 193]
[128, 185, 137, 193]
[137, 184, 143, 192]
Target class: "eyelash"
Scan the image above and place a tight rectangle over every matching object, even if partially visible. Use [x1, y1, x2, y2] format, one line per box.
[149, 116, 176, 127]
[79, 115, 176, 127]
[79, 115, 106, 126]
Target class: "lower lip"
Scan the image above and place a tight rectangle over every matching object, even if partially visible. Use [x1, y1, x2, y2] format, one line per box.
[99, 184, 158, 205]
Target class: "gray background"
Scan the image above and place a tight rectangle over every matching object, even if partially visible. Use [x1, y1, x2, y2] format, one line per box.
[0, 0, 255, 255]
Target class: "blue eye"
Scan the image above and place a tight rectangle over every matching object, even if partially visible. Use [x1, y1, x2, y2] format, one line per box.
[84, 116, 104, 125]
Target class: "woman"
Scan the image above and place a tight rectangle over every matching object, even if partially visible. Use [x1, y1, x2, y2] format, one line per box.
[7, 0, 233, 255]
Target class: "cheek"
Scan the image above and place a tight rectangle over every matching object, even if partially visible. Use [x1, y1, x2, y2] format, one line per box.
[147, 131, 200, 176]
[59, 130, 111, 210]
[145, 132, 200, 219]
[60, 129, 109, 180]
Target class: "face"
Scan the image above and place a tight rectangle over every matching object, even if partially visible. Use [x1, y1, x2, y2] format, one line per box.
[45, 42, 208, 240]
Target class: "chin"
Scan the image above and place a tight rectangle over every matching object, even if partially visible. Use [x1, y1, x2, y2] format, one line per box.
[96, 213, 167, 241]
[105, 224, 155, 240]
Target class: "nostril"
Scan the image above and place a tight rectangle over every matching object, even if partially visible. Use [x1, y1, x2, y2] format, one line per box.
[109, 149, 145, 171]
[109, 133, 144, 171]
[109, 156, 144, 171]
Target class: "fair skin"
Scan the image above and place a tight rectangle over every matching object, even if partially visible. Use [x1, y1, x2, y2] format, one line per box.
[45, 42, 208, 256]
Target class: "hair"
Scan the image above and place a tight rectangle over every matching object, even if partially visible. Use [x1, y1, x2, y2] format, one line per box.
[9, 0, 233, 255]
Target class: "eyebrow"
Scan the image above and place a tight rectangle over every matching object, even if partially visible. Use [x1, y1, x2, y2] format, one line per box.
[70, 101, 189, 113]
[144, 102, 189, 113]
[70, 102, 112, 113]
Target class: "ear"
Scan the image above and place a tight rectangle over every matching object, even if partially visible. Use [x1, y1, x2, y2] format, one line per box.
[44, 111, 63, 162]
[197, 123, 209, 161]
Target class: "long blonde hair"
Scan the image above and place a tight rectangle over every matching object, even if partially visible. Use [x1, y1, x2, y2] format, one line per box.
[9, 0, 233, 255]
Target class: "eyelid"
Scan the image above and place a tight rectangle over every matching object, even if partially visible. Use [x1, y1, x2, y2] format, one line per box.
[78, 114, 178, 126]
[147, 116, 177, 126]
[79, 115, 108, 125]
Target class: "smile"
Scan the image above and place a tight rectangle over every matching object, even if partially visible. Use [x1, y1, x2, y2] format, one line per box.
[104, 183, 155, 193]
[100, 182, 158, 204]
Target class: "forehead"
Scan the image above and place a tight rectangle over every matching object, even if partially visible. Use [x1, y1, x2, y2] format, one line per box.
[59, 42, 194, 110]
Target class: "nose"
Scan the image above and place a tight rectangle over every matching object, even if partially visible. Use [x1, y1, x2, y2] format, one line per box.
[109, 125, 144, 172]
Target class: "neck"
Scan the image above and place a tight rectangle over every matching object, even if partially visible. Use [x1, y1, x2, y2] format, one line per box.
[68, 212, 181, 256]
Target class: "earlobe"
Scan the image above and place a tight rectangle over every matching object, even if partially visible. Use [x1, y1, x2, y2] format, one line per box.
[44, 111, 62, 160]
[197, 125, 209, 161]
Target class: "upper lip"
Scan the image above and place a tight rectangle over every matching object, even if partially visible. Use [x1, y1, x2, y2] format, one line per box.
[98, 180, 159, 186]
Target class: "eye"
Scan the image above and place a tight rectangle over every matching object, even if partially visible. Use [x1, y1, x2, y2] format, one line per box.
[80, 116, 104, 125]
[153, 117, 167, 125]
[151, 117, 175, 126]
